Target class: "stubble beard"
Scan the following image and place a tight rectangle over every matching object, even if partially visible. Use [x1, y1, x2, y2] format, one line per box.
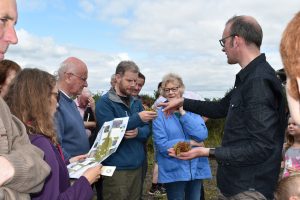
[119, 84, 131, 97]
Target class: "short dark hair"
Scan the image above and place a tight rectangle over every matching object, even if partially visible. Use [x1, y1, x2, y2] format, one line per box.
[276, 68, 286, 84]
[138, 72, 145, 81]
[157, 81, 162, 90]
[115, 61, 139, 76]
[227, 15, 263, 48]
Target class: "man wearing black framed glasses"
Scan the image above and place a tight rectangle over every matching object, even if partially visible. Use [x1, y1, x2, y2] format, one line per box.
[161, 15, 286, 200]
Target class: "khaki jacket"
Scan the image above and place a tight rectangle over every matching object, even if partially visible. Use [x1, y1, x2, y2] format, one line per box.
[0, 98, 50, 200]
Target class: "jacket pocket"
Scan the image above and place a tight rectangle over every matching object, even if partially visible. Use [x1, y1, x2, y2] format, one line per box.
[163, 158, 180, 173]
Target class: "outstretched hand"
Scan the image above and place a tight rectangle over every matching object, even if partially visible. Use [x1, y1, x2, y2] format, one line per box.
[168, 147, 209, 160]
[158, 97, 184, 116]
[138, 110, 157, 122]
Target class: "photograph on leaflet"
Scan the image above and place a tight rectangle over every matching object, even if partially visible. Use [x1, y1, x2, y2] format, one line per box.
[67, 117, 129, 178]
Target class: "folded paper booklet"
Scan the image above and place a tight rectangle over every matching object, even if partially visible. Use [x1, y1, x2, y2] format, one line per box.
[67, 117, 129, 178]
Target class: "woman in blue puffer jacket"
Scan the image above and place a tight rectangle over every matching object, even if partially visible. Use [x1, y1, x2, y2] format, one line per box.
[152, 73, 211, 200]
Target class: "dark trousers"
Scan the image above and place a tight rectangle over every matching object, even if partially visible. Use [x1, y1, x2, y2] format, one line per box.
[95, 177, 103, 200]
[201, 184, 205, 200]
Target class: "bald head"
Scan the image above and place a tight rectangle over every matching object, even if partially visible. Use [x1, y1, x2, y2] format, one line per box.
[58, 57, 87, 79]
[81, 87, 92, 97]
[57, 57, 88, 97]
[226, 15, 263, 48]
[77, 87, 92, 108]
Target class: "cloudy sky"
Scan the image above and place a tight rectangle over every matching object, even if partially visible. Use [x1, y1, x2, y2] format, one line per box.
[6, 0, 299, 98]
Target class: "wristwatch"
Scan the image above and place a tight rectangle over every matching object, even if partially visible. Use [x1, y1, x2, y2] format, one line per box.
[209, 148, 216, 158]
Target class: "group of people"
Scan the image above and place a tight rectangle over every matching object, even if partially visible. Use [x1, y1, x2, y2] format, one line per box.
[1, 0, 300, 200]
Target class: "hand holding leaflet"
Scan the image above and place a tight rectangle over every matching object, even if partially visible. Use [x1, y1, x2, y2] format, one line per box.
[67, 117, 129, 178]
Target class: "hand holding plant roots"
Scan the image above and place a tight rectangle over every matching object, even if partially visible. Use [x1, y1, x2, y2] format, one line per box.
[173, 141, 191, 156]
[145, 107, 157, 113]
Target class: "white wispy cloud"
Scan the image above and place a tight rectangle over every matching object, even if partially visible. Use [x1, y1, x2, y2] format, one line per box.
[6, 29, 125, 94]
[18, 0, 66, 11]
[10, 0, 300, 98]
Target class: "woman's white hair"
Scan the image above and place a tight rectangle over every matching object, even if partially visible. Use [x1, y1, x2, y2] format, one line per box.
[160, 73, 185, 97]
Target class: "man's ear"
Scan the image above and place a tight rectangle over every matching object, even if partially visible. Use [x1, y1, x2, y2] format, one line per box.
[115, 74, 121, 83]
[233, 35, 240, 47]
[64, 72, 72, 84]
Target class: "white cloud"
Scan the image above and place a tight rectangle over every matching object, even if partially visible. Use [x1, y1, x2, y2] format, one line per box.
[11, 0, 300, 98]
[78, 0, 94, 13]
[18, 0, 66, 11]
[17, 0, 48, 11]
[78, 0, 137, 22]
[5, 29, 124, 94]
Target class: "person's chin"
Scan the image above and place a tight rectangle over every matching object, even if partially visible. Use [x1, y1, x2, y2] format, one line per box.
[126, 90, 132, 96]
[227, 58, 238, 65]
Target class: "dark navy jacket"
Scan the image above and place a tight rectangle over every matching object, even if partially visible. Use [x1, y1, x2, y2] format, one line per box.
[183, 54, 287, 200]
[55, 92, 90, 160]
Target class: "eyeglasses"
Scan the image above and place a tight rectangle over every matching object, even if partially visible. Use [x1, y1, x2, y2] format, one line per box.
[66, 72, 87, 82]
[51, 91, 60, 102]
[164, 87, 179, 93]
[219, 34, 235, 47]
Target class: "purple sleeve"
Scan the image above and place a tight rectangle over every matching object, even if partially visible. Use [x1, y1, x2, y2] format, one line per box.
[58, 176, 93, 200]
[30, 136, 93, 200]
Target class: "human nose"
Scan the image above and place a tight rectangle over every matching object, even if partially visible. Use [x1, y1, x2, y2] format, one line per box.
[5, 25, 18, 44]
[84, 80, 88, 87]
[131, 81, 137, 87]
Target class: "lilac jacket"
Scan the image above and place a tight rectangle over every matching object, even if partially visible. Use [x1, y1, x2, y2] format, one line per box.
[29, 134, 94, 200]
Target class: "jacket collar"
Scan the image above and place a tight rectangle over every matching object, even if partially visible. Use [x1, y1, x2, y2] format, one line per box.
[59, 90, 73, 102]
[107, 87, 135, 108]
[236, 53, 266, 83]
